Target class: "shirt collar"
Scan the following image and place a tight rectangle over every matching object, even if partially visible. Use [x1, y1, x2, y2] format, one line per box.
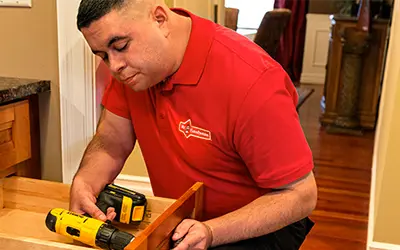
[161, 8, 216, 91]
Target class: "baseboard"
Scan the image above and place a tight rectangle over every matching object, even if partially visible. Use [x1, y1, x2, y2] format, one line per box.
[369, 241, 400, 250]
[300, 73, 325, 84]
[114, 174, 154, 196]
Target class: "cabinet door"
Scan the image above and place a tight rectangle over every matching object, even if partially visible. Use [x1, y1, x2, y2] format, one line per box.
[0, 100, 31, 170]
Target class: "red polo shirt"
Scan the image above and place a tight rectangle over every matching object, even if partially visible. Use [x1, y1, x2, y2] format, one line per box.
[101, 9, 313, 221]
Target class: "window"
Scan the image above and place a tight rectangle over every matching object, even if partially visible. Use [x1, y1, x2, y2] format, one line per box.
[225, 0, 275, 30]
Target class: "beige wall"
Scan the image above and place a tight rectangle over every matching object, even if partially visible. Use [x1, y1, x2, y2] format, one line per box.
[121, 146, 149, 177]
[0, 0, 62, 181]
[371, 0, 400, 244]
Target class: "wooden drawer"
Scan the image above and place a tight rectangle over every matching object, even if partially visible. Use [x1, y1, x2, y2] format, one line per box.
[0, 176, 203, 250]
[0, 100, 31, 171]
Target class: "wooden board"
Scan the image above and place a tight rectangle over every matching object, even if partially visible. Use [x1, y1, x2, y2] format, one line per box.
[0, 176, 203, 249]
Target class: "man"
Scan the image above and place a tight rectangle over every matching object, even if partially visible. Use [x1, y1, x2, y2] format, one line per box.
[71, 0, 317, 249]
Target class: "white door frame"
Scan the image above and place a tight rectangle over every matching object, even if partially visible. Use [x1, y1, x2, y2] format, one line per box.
[56, 0, 96, 184]
[367, 0, 399, 249]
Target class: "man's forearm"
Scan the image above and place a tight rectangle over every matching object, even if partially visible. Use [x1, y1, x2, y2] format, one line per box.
[204, 174, 317, 247]
[73, 132, 130, 194]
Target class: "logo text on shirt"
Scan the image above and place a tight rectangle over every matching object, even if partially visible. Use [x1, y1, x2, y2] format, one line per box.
[179, 119, 211, 141]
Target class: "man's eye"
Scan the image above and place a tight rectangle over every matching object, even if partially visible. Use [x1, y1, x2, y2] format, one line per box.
[115, 43, 128, 52]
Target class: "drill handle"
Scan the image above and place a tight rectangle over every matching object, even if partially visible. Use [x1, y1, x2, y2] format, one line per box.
[96, 199, 110, 215]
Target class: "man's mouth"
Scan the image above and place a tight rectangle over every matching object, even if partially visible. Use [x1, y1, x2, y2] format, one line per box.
[121, 73, 137, 82]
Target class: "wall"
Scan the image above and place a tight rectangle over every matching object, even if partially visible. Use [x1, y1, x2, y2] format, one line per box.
[370, 0, 400, 244]
[0, 0, 62, 181]
[300, 14, 331, 84]
[309, 0, 342, 14]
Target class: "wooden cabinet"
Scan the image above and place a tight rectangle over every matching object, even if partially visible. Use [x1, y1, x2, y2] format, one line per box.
[0, 100, 31, 172]
[0, 97, 41, 179]
[0, 76, 48, 179]
[320, 15, 390, 130]
[0, 176, 204, 250]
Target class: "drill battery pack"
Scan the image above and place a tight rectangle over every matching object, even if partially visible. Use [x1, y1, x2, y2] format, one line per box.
[96, 183, 147, 224]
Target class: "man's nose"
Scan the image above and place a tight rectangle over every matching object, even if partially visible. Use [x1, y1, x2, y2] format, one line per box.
[108, 54, 126, 73]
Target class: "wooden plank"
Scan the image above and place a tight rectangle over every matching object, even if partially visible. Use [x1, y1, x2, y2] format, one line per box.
[3, 176, 70, 213]
[13, 100, 31, 162]
[192, 182, 204, 220]
[0, 209, 86, 245]
[0, 233, 91, 250]
[19, 94, 41, 179]
[126, 182, 204, 250]
[0, 179, 3, 209]
[0, 176, 197, 249]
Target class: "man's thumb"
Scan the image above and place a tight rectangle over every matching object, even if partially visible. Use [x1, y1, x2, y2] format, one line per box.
[85, 201, 107, 221]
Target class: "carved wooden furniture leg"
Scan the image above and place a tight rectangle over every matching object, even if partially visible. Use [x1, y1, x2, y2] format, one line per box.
[327, 28, 370, 135]
[327, 0, 371, 136]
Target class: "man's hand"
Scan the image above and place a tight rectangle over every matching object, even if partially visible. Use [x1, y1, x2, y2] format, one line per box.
[69, 177, 117, 221]
[172, 219, 213, 250]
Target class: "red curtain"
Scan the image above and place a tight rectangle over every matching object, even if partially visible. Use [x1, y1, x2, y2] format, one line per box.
[274, 0, 309, 85]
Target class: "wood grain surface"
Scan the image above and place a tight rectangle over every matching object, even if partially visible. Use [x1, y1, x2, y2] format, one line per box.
[298, 84, 374, 250]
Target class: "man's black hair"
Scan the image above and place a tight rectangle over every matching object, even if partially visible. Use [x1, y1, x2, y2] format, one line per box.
[77, 0, 128, 30]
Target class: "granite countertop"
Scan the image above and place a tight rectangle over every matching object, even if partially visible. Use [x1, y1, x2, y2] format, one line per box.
[0, 77, 51, 105]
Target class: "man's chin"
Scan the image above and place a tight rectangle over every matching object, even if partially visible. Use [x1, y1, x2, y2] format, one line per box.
[127, 82, 150, 92]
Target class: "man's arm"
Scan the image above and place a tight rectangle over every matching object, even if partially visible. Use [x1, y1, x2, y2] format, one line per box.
[205, 171, 317, 247]
[69, 108, 135, 220]
[73, 109, 135, 193]
[172, 172, 317, 249]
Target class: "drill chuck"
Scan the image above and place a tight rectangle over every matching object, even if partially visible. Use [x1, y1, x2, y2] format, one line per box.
[96, 223, 134, 250]
[45, 208, 134, 250]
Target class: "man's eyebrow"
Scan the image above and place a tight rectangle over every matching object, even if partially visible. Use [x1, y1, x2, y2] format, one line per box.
[107, 36, 128, 47]
[91, 36, 128, 54]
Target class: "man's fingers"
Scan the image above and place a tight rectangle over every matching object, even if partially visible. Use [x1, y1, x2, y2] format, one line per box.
[173, 233, 201, 250]
[107, 207, 117, 221]
[84, 199, 107, 221]
[173, 219, 195, 241]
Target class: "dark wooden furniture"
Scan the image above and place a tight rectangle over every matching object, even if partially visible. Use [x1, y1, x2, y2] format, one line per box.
[0, 77, 50, 179]
[224, 7, 239, 31]
[253, 8, 291, 60]
[320, 15, 390, 131]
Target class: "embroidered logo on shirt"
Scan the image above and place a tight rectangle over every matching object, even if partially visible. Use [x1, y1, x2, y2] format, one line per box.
[179, 119, 211, 141]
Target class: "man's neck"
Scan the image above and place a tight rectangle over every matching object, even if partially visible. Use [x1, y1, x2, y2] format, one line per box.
[169, 12, 192, 75]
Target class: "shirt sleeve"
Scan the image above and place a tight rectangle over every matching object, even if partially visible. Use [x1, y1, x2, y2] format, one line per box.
[101, 77, 131, 119]
[234, 66, 314, 189]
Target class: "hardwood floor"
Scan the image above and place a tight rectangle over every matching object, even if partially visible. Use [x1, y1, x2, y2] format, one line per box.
[298, 84, 375, 250]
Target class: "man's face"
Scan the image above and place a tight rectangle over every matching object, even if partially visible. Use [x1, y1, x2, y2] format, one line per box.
[81, 7, 174, 91]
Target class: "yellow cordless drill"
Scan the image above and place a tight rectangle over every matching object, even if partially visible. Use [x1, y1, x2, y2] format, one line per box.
[45, 208, 134, 250]
[45, 183, 147, 249]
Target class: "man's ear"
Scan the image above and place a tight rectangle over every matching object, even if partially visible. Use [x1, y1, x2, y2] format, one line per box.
[153, 6, 169, 36]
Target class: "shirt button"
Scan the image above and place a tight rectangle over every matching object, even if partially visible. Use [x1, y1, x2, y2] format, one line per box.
[159, 112, 165, 119]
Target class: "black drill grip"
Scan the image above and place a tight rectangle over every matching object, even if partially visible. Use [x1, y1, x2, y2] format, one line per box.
[96, 199, 111, 215]
[82, 190, 116, 221]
